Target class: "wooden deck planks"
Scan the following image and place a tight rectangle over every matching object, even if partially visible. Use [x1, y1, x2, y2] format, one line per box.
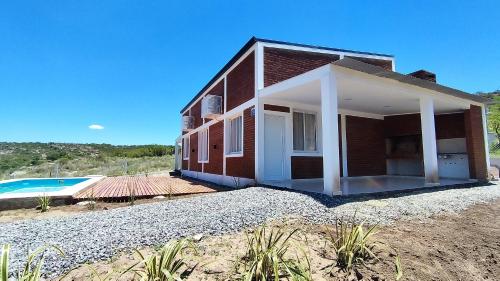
[74, 176, 217, 199]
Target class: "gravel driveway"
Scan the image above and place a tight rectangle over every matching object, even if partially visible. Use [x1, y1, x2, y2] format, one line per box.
[1, 183, 499, 277]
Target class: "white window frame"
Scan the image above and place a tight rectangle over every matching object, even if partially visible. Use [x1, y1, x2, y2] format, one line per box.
[182, 137, 190, 160]
[198, 128, 209, 163]
[292, 110, 318, 153]
[225, 114, 244, 157]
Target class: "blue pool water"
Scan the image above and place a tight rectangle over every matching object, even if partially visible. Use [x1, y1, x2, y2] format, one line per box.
[0, 178, 90, 194]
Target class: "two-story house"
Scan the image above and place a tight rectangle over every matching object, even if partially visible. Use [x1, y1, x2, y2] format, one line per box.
[174, 37, 490, 196]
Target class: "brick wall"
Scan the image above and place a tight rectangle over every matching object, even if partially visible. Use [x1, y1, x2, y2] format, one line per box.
[264, 47, 339, 87]
[345, 56, 393, 70]
[263, 104, 290, 113]
[226, 52, 255, 111]
[384, 113, 465, 139]
[291, 157, 323, 179]
[347, 116, 386, 176]
[226, 107, 255, 178]
[435, 113, 465, 139]
[191, 101, 203, 128]
[189, 133, 202, 172]
[182, 138, 188, 170]
[464, 106, 488, 181]
[204, 121, 224, 175]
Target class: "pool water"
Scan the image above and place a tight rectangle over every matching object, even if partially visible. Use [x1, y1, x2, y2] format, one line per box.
[0, 178, 90, 194]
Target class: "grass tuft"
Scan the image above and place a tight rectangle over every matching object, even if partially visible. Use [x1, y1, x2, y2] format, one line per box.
[37, 194, 51, 212]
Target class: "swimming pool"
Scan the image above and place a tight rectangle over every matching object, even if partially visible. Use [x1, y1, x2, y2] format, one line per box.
[0, 178, 91, 194]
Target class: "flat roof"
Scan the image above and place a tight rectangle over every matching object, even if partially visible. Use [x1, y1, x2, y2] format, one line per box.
[180, 37, 394, 113]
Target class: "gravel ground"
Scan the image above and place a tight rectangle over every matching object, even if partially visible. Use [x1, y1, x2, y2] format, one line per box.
[1, 183, 499, 277]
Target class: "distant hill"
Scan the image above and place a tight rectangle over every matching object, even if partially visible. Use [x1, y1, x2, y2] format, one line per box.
[0, 142, 175, 180]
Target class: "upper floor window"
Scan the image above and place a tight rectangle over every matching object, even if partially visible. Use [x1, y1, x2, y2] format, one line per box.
[198, 129, 209, 163]
[228, 115, 243, 155]
[293, 111, 317, 152]
[182, 137, 190, 160]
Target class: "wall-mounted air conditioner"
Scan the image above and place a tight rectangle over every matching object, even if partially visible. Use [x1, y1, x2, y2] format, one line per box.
[201, 95, 222, 119]
[182, 116, 194, 131]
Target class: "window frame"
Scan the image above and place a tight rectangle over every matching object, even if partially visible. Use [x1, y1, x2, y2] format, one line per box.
[198, 128, 209, 163]
[182, 137, 190, 160]
[292, 110, 318, 153]
[226, 114, 244, 157]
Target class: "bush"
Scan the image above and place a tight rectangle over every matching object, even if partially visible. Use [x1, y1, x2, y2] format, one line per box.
[328, 216, 378, 272]
[238, 225, 311, 281]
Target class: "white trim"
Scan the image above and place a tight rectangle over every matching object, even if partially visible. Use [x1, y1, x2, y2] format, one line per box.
[197, 128, 209, 164]
[338, 109, 384, 120]
[341, 114, 348, 177]
[260, 42, 395, 66]
[223, 77, 227, 113]
[182, 136, 190, 160]
[225, 113, 244, 157]
[223, 119, 227, 175]
[181, 45, 257, 115]
[481, 105, 491, 171]
[256, 42, 264, 90]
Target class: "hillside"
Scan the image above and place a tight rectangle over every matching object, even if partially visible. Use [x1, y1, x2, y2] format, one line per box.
[0, 142, 175, 180]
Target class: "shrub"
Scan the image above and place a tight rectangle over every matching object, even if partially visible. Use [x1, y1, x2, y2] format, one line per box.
[238, 226, 311, 281]
[328, 216, 377, 272]
[127, 182, 136, 206]
[37, 194, 51, 212]
[1, 244, 64, 281]
[127, 239, 195, 281]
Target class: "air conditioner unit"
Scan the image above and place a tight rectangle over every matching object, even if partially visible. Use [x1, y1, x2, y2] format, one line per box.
[182, 116, 194, 131]
[201, 95, 222, 119]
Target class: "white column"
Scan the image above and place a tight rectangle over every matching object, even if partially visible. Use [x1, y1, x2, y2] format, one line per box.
[419, 96, 439, 184]
[255, 100, 265, 183]
[341, 114, 348, 177]
[481, 105, 491, 172]
[321, 69, 341, 196]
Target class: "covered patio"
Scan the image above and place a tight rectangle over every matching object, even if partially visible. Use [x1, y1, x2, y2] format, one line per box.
[256, 58, 489, 196]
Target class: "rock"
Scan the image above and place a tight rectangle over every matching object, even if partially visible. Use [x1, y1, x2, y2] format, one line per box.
[153, 195, 166, 199]
[192, 234, 203, 241]
[77, 201, 96, 206]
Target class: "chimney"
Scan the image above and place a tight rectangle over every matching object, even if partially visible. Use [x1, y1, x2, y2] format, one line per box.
[408, 70, 436, 83]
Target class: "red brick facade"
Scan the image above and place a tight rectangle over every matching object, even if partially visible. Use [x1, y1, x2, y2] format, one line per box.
[345, 56, 393, 70]
[264, 104, 290, 113]
[384, 113, 466, 139]
[291, 157, 323, 179]
[226, 52, 255, 111]
[189, 133, 202, 172]
[226, 107, 255, 178]
[464, 106, 488, 181]
[204, 121, 224, 175]
[264, 47, 340, 87]
[346, 116, 386, 176]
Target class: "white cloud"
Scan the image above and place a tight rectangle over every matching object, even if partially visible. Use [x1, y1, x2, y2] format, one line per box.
[88, 124, 104, 130]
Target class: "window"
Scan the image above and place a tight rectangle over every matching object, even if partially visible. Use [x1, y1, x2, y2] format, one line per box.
[198, 129, 208, 162]
[293, 111, 317, 151]
[182, 137, 190, 159]
[228, 115, 243, 154]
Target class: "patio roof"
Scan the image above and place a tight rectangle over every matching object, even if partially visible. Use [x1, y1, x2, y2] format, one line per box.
[332, 58, 489, 104]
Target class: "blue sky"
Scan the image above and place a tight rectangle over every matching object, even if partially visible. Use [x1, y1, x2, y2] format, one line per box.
[1, 1, 499, 145]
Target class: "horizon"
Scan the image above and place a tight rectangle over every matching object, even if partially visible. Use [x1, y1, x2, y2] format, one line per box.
[1, 1, 499, 145]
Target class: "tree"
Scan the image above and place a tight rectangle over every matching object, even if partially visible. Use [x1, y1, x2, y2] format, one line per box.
[487, 95, 500, 148]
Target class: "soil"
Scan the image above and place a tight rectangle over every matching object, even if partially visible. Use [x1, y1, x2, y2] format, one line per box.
[0, 194, 206, 223]
[56, 199, 500, 281]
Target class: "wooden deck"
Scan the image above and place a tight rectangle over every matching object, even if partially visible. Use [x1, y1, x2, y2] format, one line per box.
[74, 176, 217, 199]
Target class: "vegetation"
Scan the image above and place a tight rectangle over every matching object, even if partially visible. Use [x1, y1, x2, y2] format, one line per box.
[128, 239, 195, 281]
[238, 226, 311, 281]
[0, 142, 175, 180]
[128, 182, 136, 206]
[37, 194, 51, 213]
[328, 216, 378, 272]
[0, 244, 64, 281]
[479, 91, 500, 155]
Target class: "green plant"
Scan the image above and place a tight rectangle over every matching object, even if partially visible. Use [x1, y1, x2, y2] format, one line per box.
[127, 239, 195, 281]
[37, 194, 51, 212]
[232, 177, 241, 188]
[328, 216, 378, 272]
[239, 225, 311, 281]
[394, 251, 403, 280]
[1, 244, 64, 281]
[127, 181, 136, 206]
[83, 264, 115, 281]
[87, 188, 97, 210]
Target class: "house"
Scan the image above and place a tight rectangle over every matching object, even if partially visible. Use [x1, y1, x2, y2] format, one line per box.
[174, 37, 490, 196]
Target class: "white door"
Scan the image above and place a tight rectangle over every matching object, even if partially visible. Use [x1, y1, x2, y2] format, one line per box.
[264, 114, 286, 180]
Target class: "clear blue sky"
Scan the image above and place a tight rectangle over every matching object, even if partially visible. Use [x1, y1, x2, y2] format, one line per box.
[1, 1, 499, 145]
